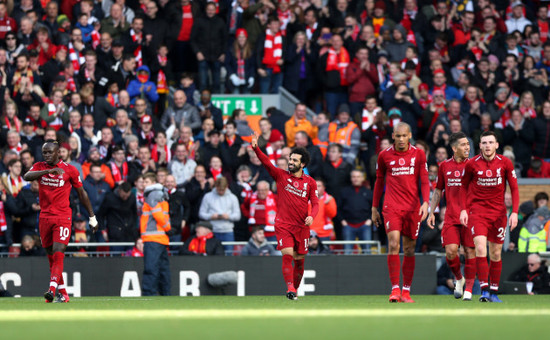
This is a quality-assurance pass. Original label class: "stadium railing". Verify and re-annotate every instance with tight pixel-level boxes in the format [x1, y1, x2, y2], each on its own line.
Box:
[0, 240, 382, 257]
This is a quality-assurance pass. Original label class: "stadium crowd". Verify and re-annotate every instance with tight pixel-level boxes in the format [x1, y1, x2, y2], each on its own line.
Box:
[0, 0, 550, 256]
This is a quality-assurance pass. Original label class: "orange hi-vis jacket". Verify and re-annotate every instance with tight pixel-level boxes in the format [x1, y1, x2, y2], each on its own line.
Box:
[140, 183, 171, 245]
[328, 120, 358, 147]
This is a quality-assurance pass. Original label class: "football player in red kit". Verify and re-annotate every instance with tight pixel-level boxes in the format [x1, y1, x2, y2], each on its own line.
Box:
[372, 122, 430, 303]
[460, 131, 519, 303]
[427, 132, 476, 301]
[24, 141, 98, 303]
[251, 133, 319, 300]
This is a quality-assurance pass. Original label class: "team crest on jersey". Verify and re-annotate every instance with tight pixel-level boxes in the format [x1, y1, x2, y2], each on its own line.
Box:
[454, 171, 461, 177]
[410, 157, 415, 166]
[399, 158, 405, 166]
[512, 170, 517, 178]
[486, 170, 492, 177]
[496, 168, 501, 177]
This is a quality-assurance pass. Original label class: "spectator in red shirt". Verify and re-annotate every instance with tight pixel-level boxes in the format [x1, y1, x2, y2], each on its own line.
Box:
[452, 11, 475, 47]
[346, 46, 379, 117]
[0, 3, 17, 40]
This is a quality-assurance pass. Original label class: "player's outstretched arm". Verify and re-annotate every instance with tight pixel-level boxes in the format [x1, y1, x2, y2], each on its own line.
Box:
[23, 168, 64, 181]
[251, 131, 281, 179]
[75, 186, 98, 232]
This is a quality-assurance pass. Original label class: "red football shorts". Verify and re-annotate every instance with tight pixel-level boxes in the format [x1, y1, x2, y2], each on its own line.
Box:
[39, 217, 72, 248]
[383, 209, 422, 240]
[275, 223, 310, 255]
[441, 223, 475, 248]
[468, 212, 508, 244]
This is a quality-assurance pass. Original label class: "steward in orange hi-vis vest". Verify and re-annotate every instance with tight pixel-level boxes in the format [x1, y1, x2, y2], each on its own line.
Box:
[140, 183, 171, 245]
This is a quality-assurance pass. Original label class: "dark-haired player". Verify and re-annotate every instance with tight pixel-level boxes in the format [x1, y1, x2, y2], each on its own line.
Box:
[251, 133, 319, 300]
[460, 131, 519, 303]
[372, 122, 430, 303]
[427, 132, 476, 300]
[24, 141, 98, 303]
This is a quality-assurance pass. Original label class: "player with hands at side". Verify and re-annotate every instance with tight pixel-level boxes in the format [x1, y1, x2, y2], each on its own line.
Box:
[24, 140, 98, 303]
[372, 122, 430, 303]
[459, 131, 519, 303]
[251, 132, 319, 300]
[427, 132, 476, 301]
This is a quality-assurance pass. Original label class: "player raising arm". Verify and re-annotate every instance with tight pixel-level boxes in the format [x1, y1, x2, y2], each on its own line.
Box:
[459, 131, 519, 303]
[372, 122, 430, 303]
[427, 132, 476, 301]
[24, 140, 98, 303]
[251, 132, 319, 300]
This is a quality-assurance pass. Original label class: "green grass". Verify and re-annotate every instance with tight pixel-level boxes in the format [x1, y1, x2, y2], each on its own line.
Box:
[1, 295, 548, 339]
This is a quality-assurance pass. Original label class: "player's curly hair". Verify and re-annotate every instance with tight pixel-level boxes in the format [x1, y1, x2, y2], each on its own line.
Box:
[290, 147, 310, 168]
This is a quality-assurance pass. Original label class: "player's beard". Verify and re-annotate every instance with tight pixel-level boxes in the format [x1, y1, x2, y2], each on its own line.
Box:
[289, 163, 301, 174]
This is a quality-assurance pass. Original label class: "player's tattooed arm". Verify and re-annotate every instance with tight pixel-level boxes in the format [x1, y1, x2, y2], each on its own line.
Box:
[426, 189, 442, 229]
[23, 168, 64, 181]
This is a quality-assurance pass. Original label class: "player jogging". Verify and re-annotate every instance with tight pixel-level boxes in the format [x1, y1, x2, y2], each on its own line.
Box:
[460, 130, 519, 303]
[251, 133, 319, 300]
[427, 132, 476, 301]
[372, 122, 430, 303]
[23, 140, 98, 303]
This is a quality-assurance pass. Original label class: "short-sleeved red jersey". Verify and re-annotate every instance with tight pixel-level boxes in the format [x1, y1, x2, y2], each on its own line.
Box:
[253, 146, 319, 228]
[460, 154, 519, 215]
[436, 157, 469, 225]
[373, 144, 430, 212]
[29, 160, 82, 219]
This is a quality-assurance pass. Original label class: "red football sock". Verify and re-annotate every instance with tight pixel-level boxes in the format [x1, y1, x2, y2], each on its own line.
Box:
[293, 259, 305, 290]
[446, 256, 463, 280]
[47, 254, 53, 270]
[464, 258, 476, 293]
[489, 260, 502, 293]
[402, 255, 415, 292]
[387, 254, 401, 290]
[282, 255, 295, 292]
[49, 252, 64, 293]
[476, 256, 489, 291]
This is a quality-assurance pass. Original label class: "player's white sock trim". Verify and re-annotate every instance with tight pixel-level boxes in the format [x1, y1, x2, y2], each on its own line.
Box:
[391, 285, 400, 290]
[402, 286, 411, 292]
[49, 282, 58, 289]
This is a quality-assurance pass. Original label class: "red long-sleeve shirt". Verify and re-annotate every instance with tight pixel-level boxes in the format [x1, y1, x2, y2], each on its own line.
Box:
[460, 154, 519, 215]
[253, 146, 319, 228]
[372, 144, 430, 212]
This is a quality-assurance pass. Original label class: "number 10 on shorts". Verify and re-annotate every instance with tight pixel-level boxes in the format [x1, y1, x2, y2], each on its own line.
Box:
[59, 227, 70, 241]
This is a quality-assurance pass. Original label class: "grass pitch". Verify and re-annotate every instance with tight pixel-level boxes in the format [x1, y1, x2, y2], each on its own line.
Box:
[1, 295, 548, 339]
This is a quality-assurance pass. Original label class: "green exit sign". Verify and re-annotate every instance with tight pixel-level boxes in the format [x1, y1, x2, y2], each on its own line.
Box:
[211, 96, 262, 116]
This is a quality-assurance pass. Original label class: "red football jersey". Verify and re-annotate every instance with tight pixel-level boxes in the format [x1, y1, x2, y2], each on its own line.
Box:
[253, 146, 319, 228]
[373, 144, 430, 212]
[460, 154, 519, 215]
[29, 160, 83, 219]
[436, 157, 469, 225]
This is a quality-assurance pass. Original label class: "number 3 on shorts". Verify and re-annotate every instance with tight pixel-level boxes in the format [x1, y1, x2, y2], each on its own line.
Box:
[59, 227, 70, 241]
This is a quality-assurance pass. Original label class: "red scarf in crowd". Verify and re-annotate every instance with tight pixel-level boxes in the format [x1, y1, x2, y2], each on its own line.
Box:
[4, 116, 21, 132]
[188, 232, 214, 254]
[91, 29, 100, 49]
[110, 162, 128, 182]
[494, 99, 511, 129]
[68, 42, 85, 74]
[10, 143, 22, 155]
[210, 167, 223, 179]
[361, 107, 381, 131]
[236, 49, 246, 80]
[7, 175, 24, 197]
[0, 200, 6, 234]
[151, 144, 171, 163]
[130, 29, 143, 67]
[277, 9, 291, 35]
[539, 19, 549, 43]
[262, 29, 283, 73]
[265, 143, 281, 165]
[247, 191, 277, 234]
[157, 55, 168, 94]
[306, 22, 317, 40]
[47, 100, 64, 130]
[418, 94, 433, 110]
[520, 106, 537, 119]
[326, 47, 350, 86]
